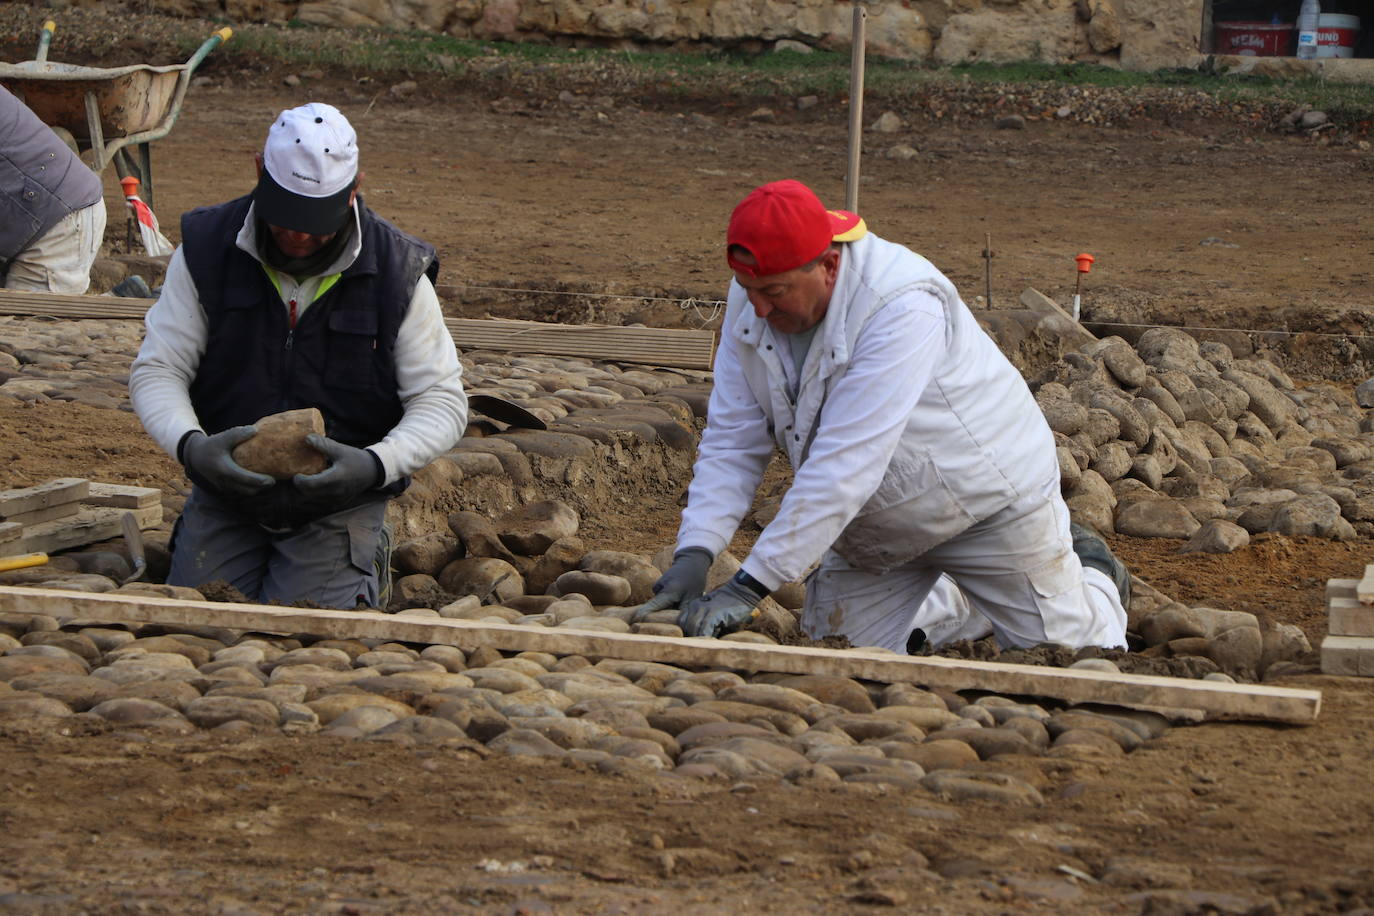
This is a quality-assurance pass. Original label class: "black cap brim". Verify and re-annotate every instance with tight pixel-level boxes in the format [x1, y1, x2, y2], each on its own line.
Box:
[253, 169, 354, 235]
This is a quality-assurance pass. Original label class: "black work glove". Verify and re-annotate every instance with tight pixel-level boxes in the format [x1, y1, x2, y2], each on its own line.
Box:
[678, 569, 770, 638]
[293, 434, 383, 507]
[182, 427, 274, 499]
[630, 547, 713, 622]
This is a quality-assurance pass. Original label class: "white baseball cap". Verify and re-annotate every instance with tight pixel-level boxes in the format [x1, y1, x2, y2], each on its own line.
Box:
[254, 102, 358, 235]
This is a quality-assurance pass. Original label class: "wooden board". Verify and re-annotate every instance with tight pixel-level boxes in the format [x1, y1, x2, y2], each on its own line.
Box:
[1019, 286, 1096, 342]
[0, 522, 21, 553]
[0, 289, 153, 319]
[18, 505, 161, 555]
[1320, 635, 1374, 677]
[448, 317, 716, 370]
[0, 501, 79, 528]
[0, 478, 89, 517]
[0, 291, 716, 370]
[0, 586, 1321, 724]
[82, 482, 162, 510]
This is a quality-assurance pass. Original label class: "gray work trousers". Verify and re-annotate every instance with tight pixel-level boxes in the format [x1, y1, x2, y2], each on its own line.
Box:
[167, 487, 387, 609]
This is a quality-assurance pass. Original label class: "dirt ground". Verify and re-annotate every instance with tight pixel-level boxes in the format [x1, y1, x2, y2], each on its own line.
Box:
[2, 45, 1374, 914]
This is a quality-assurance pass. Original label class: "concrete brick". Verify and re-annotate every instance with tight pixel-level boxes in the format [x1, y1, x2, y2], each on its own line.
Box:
[1326, 578, 1358, 602]
[1320, 635, 1374, 677]
[1329, 597, 1374, 637]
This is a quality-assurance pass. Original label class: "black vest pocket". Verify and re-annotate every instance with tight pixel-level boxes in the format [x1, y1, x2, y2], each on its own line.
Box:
[325, 308, 380, 392]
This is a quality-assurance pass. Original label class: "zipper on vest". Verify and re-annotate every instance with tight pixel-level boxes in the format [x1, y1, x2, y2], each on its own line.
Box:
[285, 297, 297, 350]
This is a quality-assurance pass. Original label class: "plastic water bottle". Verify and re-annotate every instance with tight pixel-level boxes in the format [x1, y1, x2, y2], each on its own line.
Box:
[1297, 0, 1321, 59]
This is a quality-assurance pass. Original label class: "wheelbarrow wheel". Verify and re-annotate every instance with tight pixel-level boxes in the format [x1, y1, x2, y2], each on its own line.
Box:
[49, 125, 79, 156]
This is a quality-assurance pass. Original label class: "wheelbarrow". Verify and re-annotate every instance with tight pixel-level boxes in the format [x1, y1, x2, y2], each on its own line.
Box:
[0, 20, 232, 210]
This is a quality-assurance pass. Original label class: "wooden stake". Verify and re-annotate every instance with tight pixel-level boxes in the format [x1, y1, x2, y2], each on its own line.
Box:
[0, 586, 1322, 725]
[844, 3, 867, 213]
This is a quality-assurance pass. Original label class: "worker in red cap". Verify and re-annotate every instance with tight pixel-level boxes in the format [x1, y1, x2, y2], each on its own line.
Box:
[635, 179, 1129, 652]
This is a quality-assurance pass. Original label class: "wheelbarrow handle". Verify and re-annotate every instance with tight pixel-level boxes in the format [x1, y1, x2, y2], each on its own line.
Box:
[186, 27, 234, 73]
[36, 20, 56, 63]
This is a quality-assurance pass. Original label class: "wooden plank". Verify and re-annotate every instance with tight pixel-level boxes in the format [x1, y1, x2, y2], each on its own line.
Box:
[0, 289, 153, 319]
[1320, 635, 1374, 677]
[0, 586, 1322, 724]
[1, 501, 79, 527]
[0, 478, 89, 517]
[0, 522, 21, 556]
[1357, 564, 1374, 605]
[81, 482, 162, 510]
[0, 292, 717, 369]
[1329, 598, 1374, 637]
[19, 505, 161, 555]
[448, 317, 716, 370]
[1019, 286, 1096, 343]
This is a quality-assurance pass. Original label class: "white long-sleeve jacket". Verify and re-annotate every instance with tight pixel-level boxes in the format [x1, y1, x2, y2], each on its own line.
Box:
[676, 232, 1058, 592]
[129, 201, 467, 485]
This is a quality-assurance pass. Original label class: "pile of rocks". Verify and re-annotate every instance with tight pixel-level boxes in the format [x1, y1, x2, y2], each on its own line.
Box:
[387, 498, 802, 641]
[0, 609, 1167, 801]
[1038, 327, 1374, 549]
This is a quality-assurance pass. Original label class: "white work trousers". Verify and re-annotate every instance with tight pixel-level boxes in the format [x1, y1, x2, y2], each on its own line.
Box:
[3, 198, 107, 295]
[801, 484, 1127, 653]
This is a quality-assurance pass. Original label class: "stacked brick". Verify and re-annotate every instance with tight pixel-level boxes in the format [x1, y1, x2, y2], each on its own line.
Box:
[1321, 572, 1374, 676]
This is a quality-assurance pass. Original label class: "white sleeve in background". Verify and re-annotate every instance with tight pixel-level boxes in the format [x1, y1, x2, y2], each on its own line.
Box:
[740, 290, 947, 592]
[673, 319, 777, 560]
[128, 246, 209, 459]
[368, 273, 468, 484]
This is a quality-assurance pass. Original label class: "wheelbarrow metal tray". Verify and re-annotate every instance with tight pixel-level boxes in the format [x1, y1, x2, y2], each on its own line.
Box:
[0, 61, 183, 139]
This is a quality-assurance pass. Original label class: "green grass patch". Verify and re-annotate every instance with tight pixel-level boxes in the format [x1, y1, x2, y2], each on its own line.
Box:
[19, 6, 1374, 123]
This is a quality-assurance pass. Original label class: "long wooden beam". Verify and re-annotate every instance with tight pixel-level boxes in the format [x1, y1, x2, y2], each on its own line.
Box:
[0, 289, 153, 319]
[446, 317, 715, 370]
[0, 290, 716, 371]
[0, 586, 1320, 724]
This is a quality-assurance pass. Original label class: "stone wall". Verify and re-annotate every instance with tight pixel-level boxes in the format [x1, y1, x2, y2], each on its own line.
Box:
[147, 0, 1212, 71]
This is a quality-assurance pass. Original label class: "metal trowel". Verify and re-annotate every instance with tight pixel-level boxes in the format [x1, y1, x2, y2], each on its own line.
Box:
[468, 394, 547, 431]
[120, 511, 147, 585]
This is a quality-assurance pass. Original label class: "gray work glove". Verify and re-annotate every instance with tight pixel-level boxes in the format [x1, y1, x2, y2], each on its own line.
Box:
[182, 427, 274, 499]
[630, 547, 713, 622]
[678, 569, 770, 638]
[293, 434, 382, 506]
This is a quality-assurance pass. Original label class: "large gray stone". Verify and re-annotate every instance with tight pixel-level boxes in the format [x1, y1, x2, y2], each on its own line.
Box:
[496, 500, 580, 556]
[553, 570, 632, 606]
[1270, 494, 1355, 539]
[1177, 519, 1249, 554]
[1115, 499, 1200, 539]
[184, 696, 281, 729]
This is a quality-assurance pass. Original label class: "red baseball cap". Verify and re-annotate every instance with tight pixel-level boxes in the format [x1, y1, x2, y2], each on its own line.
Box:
[726, 179, 866, 278]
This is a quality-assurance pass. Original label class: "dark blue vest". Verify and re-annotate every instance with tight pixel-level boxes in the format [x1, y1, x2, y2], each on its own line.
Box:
[180, 194, 438, 528]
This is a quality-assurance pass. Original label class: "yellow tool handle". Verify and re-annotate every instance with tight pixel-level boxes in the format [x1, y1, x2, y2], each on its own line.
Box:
[0, 553, 48, 573]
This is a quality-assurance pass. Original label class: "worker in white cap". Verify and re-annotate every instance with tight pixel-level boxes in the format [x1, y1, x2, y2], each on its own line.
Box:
[130, 102, 467, 609]
[635, 179, 1129, 653]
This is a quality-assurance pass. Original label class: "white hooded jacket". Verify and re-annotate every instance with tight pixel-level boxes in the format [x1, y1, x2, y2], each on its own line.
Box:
[676, 232, 1058, 592]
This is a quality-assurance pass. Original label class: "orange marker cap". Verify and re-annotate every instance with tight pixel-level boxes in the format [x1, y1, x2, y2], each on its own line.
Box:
[120, 175, 141, 198]
[1075, 252, 1095, 273]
